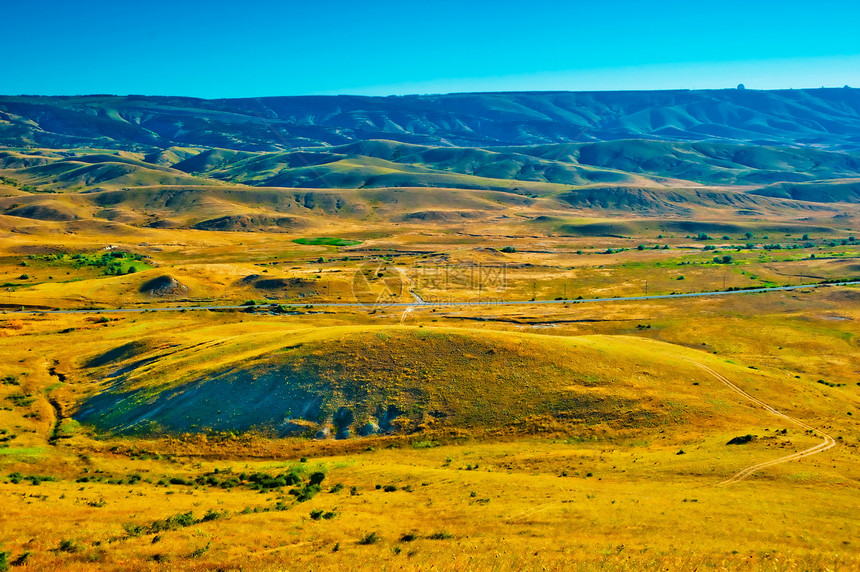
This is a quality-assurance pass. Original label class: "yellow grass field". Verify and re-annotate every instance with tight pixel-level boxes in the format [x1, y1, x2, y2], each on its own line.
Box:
[1, 212, 858, 569]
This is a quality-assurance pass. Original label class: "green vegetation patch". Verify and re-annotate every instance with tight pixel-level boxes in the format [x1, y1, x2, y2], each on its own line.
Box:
[0, 447, 46, 460]
[24, 250, 153, 276]
[292, 237, 362, 247]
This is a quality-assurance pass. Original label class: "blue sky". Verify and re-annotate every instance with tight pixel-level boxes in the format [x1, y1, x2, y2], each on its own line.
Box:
[3, 0, 859, 97]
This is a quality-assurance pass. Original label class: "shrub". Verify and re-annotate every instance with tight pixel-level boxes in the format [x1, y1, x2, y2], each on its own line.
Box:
[500, 246, 516, 253]
[123, 522, 144, 537]
[358, 532, 380, 545]
[247, 471, 302, 490]
[0, 549, 8, 572]
[310, 509, 324, 520]
[411, 440, 439, 449]
[164, 512, 195, 529]
[201, 509, 225, 522]
[8, 473, 56, 485]
[428, 531, 453, 540]
[294, 484, 321, 502]
[6, 393, 35, 407]
[400, 533, 417, 542]
[127, 511, 198, 537]
[58, 539, 80, 553]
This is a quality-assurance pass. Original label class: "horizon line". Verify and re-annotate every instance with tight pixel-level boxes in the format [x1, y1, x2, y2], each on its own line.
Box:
[1, 84, 856, 101]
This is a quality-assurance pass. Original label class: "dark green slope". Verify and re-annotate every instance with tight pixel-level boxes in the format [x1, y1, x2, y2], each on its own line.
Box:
[2, 89, 859, 152]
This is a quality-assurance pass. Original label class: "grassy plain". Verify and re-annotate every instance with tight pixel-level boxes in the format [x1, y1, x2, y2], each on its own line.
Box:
[0, 210, 858, 570]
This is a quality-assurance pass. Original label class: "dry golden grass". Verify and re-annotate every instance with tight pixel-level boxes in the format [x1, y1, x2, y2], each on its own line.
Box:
[0, 205, 858, 570]
[1, 289, 858, 570]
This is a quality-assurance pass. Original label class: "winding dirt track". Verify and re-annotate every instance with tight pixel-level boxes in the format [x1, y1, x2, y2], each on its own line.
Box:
[689, 361, 837, 485]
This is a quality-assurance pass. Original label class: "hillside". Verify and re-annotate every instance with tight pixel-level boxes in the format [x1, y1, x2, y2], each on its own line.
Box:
[2, 88, 860, 152]
[2, 136, 860, 233]
[74, 327, 769, 437]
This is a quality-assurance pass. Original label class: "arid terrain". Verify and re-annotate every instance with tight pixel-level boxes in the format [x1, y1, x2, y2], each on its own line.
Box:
[1, 90, 858, 571]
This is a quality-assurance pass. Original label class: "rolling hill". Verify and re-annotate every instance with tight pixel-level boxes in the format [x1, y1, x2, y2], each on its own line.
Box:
[1, 89, 859, 229]
[73, 326, 773, 437]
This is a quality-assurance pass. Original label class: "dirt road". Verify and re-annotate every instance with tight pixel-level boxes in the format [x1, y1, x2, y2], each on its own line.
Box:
[689, 361, 837, 485]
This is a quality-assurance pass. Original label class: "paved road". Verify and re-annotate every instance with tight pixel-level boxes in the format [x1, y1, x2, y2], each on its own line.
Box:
[3, 281, 858, 315]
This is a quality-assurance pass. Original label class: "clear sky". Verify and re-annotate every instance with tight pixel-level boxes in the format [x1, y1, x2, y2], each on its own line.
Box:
[3, 0, 859, 98]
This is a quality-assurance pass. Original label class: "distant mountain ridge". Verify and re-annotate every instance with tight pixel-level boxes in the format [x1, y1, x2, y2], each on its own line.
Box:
[1, 88, 859, 152]
[3, 88, 860, 229]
